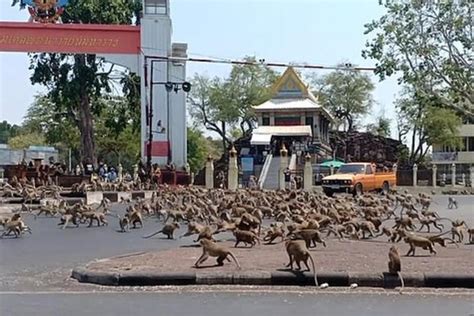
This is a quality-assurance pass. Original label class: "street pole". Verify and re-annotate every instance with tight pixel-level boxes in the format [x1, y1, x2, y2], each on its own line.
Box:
[147, 61, 154, 174]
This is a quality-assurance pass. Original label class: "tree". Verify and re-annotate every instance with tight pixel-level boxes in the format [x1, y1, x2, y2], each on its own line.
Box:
[394, 88, 463, 164]
[187, 127, 208, 174]
[308, 66, 375, 131]
[0, 121, 21, 144]
[12, 0, 142, 165]
[8, 133, 46, 150]
[366, 115, 391, 138]
[188, 57, 277, 154]
[363, 1, 473, 119]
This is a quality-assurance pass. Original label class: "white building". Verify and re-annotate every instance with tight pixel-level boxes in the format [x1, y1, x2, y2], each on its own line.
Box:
[432, 118, 474, 182]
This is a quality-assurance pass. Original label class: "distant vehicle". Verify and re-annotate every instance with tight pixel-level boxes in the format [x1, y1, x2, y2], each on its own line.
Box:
[312, 164, 332, 185]
[321, 162, 397, 197]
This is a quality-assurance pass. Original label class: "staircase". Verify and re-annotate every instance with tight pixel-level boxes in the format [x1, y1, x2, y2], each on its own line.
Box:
[263, 156, 281, 190]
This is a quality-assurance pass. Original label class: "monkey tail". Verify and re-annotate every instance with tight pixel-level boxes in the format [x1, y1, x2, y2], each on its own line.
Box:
[142, 229, 162, 239]
[227, 251, 241, 269]
[308, 253, 319, 287]
[397, 271, 405, 294]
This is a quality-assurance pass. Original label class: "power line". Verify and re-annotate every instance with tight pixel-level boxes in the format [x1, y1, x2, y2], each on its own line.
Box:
[142, 54, 377, 72]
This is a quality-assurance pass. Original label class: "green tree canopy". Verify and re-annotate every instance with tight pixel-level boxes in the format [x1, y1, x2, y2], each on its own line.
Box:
[0, 121, 21, 144]
[366, 115, 391, 138]
[363, 0, 473, 118]
[188, 57, 277, 154]
[12, 0, 142, 165]
[8, 133, 46, 150]
[395, 87, 463, 164]
[308, 65, 375, 131]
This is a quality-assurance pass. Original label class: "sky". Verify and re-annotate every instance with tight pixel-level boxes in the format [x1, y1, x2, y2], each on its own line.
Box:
[0, 0, 401, 137]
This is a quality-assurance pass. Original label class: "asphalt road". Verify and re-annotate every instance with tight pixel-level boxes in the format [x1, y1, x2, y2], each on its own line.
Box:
[1, 291, 473, 316]
[0, 195, 472, 284]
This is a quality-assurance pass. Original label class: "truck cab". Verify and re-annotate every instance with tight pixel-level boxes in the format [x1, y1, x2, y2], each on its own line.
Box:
[321, 162, 396, 197]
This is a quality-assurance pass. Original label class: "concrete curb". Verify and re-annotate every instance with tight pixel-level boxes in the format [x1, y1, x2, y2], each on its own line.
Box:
[71, 267, 474, 288]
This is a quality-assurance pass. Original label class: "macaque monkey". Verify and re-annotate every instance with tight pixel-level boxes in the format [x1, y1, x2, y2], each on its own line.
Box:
[1, 215, 31, 237]
[290, 229, 326, 248]
[58, 214, 79, 229]
[404, 235, 437, 256]
[388, 246, 404, 293]
[143, 222, 180, 239]
[233, 229, 260, 248]
[119, 215, 130, 232]
[447, 197, 458, 209]
[263, 226, 285, 244]
[285, 240, 319, 286]
[194, 239, 241, 269]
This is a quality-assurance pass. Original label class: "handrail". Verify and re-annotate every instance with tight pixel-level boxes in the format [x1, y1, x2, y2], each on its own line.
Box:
[258, 154, 273, 189]
[289, 153, 297, 171]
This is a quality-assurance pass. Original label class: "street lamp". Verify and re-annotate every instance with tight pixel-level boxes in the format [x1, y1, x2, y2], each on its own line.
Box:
[145, 59, 191, 173]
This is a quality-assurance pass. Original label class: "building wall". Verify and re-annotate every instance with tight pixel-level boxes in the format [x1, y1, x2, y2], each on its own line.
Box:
[139, 2, 187, 168]
[432, 123, 474, 165]
[0, 145, 58, 166]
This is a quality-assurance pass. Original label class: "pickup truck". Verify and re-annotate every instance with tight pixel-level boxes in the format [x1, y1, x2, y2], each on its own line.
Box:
[321, 162, 396, 197]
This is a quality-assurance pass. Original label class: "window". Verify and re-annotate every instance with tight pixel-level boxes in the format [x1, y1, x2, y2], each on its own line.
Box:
[305, 116, 313, 126]
[145, 0, 167, 14]
[365, 165, 373, 175]
[469, 137, 474, 152]
[262, 117, 270, 126]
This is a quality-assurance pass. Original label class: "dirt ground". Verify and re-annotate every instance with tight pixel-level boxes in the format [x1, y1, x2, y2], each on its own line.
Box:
[85, 235, 474, 275]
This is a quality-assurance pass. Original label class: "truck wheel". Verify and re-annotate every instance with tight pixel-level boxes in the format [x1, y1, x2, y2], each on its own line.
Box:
[353, 183, 363, 197]
[323, 189, 334, 197]
[382, 181, 390, 195]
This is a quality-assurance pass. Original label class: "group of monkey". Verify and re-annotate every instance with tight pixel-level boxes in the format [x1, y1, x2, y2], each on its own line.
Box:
[1, 183, 473, 291]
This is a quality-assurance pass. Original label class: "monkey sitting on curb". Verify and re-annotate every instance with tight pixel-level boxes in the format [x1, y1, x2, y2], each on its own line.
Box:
[388, 246, 404, 294]
[194, 239, 241, 269]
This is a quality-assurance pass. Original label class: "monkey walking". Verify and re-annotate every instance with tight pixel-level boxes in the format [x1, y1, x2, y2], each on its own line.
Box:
[388, 246, 404, 294]
[285, 240, 319, 287]
[194, 239, 241, 269]
[119, 215, 130, 233]
[447, 197, 458, 209]
[143, 222, 180, 239]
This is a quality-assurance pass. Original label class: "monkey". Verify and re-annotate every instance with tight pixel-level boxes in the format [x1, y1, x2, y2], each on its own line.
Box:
[421, 209, 440, 219]
[1, 216, 31, 238]
[404, 235, 437, 256]
[126, 207, 143, 229]
[194, 239, 241, 269]
[57, 214, 79, 229]
[36, 205, 57, 217]
[468, 228, 474, 244]
[290, 229, 326, 248]
[427, 234, 458, 248]
[417, 217, 444, 233]
[194, 226, 216, 242]
[325, 224, 349, 240]
[451, 225, 465, 243]
[81, 211, 108, 227]
[119, 215, 130, 233]
[263, 226, 285, 244]
[393, 217, 416, 231]
[285, 240, 319, 286]
[233, 229, 260, 248]
[143, 222, 180, 239]
[447, 197, 458, 209]
[181, 222, 207, 238]
[387, 246, 404, 293]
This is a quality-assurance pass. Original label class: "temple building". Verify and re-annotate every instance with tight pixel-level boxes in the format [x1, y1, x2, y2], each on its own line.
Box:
[250, 67, 333, 161]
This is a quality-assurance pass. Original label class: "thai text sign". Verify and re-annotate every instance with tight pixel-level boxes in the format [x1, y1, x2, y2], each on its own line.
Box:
[0, 22, 140, 54]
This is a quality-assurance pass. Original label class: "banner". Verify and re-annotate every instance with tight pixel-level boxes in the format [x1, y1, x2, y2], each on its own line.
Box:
[0, 22, 140, 54]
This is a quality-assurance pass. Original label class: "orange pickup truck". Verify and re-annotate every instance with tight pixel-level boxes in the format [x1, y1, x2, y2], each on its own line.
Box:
[321, 162, 396, 197]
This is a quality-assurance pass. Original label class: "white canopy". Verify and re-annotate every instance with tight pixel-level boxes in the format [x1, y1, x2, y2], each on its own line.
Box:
[250, 133, 272, 145]
[251, 125, 312, 145]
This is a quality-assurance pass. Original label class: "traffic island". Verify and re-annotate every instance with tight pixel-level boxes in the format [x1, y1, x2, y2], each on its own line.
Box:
[71, 239, 474, 288]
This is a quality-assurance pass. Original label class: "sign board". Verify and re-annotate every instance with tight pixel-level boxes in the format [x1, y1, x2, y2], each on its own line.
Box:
[241, 156, 254, 172]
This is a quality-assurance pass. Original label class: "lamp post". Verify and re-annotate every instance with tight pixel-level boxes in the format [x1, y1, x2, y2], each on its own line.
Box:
[145, 58, 191, 176]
